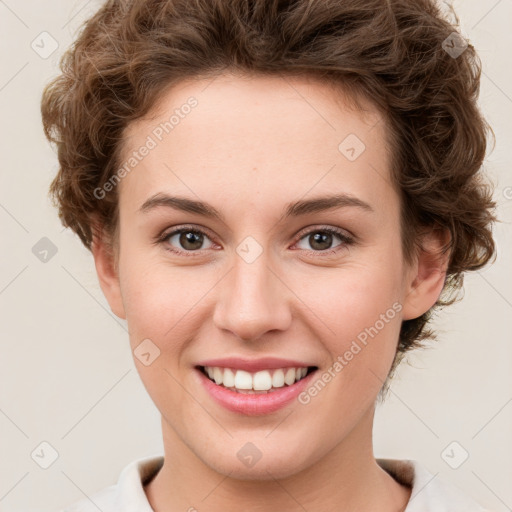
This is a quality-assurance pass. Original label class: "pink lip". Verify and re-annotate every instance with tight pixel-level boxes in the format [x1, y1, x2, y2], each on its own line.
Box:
[194, 366, 317, 416]
[195, 356, 314, 373]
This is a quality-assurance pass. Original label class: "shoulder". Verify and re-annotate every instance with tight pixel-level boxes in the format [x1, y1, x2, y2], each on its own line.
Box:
[56, 453, 164, 512]
[377, 458, 493, 512]
[58, 485, 116, 512]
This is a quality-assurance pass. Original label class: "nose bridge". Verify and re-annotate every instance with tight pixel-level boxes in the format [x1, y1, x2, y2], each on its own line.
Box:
[213, 244, 291, 342]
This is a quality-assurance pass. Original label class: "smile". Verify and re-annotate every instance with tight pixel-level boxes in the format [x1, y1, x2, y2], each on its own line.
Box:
[200, 365, 315, 393]
[195, 364, 319, 415]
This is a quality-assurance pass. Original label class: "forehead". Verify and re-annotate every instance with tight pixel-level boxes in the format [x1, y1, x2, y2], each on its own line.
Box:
[118, 73, 395, 218]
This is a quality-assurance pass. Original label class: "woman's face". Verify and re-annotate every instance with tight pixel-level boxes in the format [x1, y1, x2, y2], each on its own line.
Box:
[97, 73, 425, 479]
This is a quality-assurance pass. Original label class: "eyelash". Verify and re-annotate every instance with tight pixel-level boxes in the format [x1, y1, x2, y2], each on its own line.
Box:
[155, 224, 354, 258]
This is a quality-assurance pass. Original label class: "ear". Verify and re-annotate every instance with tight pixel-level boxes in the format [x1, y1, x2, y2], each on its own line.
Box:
[401, 227, 451, 321]
[90, 221, 126, 320]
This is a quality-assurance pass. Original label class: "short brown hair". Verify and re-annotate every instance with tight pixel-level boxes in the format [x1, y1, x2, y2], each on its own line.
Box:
[41, 0, 497, 383]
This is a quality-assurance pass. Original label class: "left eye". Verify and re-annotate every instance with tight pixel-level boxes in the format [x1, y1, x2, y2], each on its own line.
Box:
[294, 227, 352, 252]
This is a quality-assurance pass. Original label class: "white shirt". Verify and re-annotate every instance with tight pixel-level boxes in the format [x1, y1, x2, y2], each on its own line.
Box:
[60, 454, 491, 511]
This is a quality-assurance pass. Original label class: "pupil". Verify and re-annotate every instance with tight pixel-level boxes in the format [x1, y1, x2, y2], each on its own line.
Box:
[181, 231, 202, 250]
[311, 232, 332, 250]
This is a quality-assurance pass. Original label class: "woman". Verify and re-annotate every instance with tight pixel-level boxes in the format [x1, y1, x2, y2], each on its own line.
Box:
[41, 0, 497, 510]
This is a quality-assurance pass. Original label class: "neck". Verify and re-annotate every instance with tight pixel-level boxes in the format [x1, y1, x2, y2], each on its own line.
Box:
[145, 406, 411, 512]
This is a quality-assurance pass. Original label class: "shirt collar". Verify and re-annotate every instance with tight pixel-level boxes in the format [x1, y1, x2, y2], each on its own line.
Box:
[377, 458, 489, 511]
[114, 453, 163, 512]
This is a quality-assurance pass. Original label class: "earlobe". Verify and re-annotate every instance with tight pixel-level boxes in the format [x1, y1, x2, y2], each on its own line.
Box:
[401, 227, 451, 321]
[91, 225, 126, 320]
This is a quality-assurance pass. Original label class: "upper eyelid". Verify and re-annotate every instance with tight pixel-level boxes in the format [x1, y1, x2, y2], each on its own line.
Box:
[295, 224, 352, 239]
[160, 224, 352, 249]
[161, 225, 217, 242]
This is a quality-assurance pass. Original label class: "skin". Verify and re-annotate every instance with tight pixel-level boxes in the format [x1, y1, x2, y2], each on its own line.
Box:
[92, 73, 449, 512]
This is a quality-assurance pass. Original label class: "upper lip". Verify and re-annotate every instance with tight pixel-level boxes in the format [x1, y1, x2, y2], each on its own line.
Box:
[195, 357, 316, 373]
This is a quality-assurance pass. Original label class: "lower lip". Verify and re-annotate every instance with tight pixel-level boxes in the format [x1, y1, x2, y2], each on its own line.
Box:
[195, 368, 316, 416]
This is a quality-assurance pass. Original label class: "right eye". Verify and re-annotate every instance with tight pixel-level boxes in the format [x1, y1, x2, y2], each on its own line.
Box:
[158, 226, 216, 256]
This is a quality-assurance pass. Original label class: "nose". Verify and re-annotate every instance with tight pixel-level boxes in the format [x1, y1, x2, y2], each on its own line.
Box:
[212, 250, 292, 343]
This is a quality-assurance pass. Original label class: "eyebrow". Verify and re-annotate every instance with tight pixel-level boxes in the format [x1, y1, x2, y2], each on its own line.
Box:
[139, 192, 374, 223]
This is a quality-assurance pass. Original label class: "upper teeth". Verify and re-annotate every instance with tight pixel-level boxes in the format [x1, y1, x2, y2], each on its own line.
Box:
[204, 366, 308, 391]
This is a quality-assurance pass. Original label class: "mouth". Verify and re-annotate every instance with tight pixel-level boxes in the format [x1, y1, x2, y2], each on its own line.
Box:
[196, 365, 318, 394]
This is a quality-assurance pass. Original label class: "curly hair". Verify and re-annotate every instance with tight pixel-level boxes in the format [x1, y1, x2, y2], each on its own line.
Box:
[40, 0, 497, 384]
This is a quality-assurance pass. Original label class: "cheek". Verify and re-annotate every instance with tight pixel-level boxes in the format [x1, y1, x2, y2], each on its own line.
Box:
[296, 272, 403, 420]
[293, 258, 404, 392]
[296, 258, 403, 340]
[117, 256, 206, 412]
[118, 253, 217, 348]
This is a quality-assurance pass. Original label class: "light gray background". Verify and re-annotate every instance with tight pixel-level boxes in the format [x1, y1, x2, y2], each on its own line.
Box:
[0, 1, 511, 510]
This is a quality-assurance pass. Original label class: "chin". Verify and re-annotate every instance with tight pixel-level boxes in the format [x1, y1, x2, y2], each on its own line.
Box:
[210, 457, 306, 481]
[196, 440, 315, 481]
